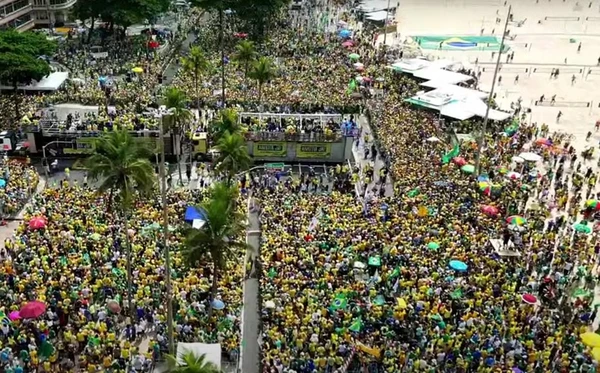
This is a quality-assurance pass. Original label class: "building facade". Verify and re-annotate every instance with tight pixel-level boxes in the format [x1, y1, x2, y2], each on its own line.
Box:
[0, 0, 76, 31]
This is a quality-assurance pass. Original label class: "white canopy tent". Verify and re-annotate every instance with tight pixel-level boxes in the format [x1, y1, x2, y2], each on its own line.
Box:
[419, 82, 488, 99]
[412, 68, 473, 85]
[365, 10, 389, 21]
[176, 343, 222, 369]
[0, 72, 69, 92]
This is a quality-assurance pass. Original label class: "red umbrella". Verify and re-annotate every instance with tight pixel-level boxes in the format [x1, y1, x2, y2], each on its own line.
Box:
[28, 217, 47, 230]
[147, 40, 159, 49]
[535, 138, 552, 146]
[481, 205, 499, 217]
[234, 32, 248, 38]
[342, 41, 354, 47]
[452, 157, 467, 166]
[521, 293, 538, 305]
[19, 301, 46, 319]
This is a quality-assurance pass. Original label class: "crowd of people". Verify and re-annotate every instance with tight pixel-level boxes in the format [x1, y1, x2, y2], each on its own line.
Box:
[0, 161, 39, 218]
[0, 183, 244, 372]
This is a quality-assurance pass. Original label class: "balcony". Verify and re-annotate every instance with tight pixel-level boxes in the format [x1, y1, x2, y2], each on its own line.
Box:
[0, 4, 32, 28]
[32, 0, 76, 11]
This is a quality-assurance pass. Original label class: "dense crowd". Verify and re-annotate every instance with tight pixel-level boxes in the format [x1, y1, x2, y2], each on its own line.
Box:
[0, 161, 39, 218]
[0, 184, 244, 372]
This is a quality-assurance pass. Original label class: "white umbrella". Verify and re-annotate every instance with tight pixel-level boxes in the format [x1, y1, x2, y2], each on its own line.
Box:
[265, 300, 276, 309]
[518, 152, 542, 162]
[353, 261, 366, 269]
[512, 156, 525, 164]
[426, 136, 441, 142]
[353, 62, 364, 68]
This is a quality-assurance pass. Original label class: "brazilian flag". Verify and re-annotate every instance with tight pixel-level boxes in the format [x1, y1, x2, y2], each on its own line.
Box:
[329, 293, 348, 311]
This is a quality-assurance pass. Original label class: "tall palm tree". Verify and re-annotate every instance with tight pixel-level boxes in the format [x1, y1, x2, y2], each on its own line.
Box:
[182, 182, 248, 314]
[233, 40, 257, 79]
[248, 56, 276, 108]
[215, 131, 252, 185]
[212, 108, 241, 141]
[181, 46, 210, 111]
[166, 350, 221, 373]
[85, 130, 155, 317]
[164, 87, 193, 186]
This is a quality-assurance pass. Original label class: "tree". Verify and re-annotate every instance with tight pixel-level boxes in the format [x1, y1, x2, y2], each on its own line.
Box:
[233, 40, 257, 79]
[212, 108, 241, 141]
[215, 131, 251, 184]
[85, 131, 156, 317]
[248, 56, 276, 108]
[181, 46, 211, 111]
[71, 0, 103, 43]
[100, 0, 170, 33]
[166, 350, 221, 373]
[0, 31, 56, 120]
[182, 182, 248, 314]
[163, 87, 193, 186]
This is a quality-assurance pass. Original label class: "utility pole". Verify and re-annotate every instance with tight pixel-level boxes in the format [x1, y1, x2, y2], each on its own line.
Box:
[474, 5, 511, 176]
[382, 0, 392, 47]
[160, 114, 175, 355]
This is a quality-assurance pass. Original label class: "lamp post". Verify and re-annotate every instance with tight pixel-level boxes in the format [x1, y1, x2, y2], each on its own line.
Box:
[42, 140, 75, 180]
[382, 0, 392, 47]
[473, 5, 511, 176]
[156, 111, 175, 354]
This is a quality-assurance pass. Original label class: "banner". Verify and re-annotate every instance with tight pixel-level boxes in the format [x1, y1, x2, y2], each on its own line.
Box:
[254, 142, 287, 157]
[296, 143, 331, 158]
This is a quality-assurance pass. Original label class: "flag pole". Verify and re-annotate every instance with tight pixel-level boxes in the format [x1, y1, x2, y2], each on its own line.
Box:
[474, 5, 511, 176]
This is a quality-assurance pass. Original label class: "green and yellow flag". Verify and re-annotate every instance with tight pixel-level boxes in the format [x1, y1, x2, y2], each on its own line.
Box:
[442, 143, 460, 164]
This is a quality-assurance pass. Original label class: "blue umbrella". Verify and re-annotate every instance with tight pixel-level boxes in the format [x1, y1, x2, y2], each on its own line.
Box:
[0, 179, 6, 188]
[449, 260, 468, 272]
[184, 206, 207, 223]
[211, 299, 225, 310]
[477, 175, 489, 182]
[339, 29, 352, 38]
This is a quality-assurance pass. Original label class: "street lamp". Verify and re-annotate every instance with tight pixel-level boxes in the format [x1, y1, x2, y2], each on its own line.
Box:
[155, 110, 175, 355]
[42, 140, 75, 180]
[473, 5, 511, 176]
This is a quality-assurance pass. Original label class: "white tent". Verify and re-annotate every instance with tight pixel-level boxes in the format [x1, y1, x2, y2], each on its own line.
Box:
[391, 58, 430, 72]
[365, 10, 389, 21]
[0, 72, 69, 92]
[42, 103, 99, 121]
[412, 68, 473, 85]
[176, 343, 222, 369]
[419, 82, 488, 99]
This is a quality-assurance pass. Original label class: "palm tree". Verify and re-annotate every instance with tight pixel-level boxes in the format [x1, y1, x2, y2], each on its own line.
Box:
[215, 131, 252, 184]
[248, 56, 276, 108]
[182, 182, 248, 314]
[163, 87, 193, 186]
[233, 40, 257, 79]
[181, 46, 210, 111]
[85, 130, 156, 317]
[212, 108, 241, 141]
[166, 350, 221, 373]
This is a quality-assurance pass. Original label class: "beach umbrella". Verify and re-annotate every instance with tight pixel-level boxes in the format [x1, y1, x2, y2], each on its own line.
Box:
[586, 199, 600, 210]
[349, 53, 360, 60]
[19, 301, 46, 319]
[506, 215, 526, 226]
[211, 299, 225, 310]
[8, 311, 20, 321]
[518, 152, 542, 162]
[581, 332, 600, 347]
[342, 41, 354, 48]
[478, 181, 491, 195]
[353, 62, 364, 69]
[427, 242, 440, 250]
[426, 136, 441, 142]
[452, 157, 467, 166]
[107, 300, 121, 313]
[535, 138, 552, 146]
[28, 217, 47, 230]
[449, 260, 468, 272]
[461, 165, 475, 174]
[0, 179, 6, 188]
[506, 171, 522, 180]
[481, 205, 499, 217]
[477, 175, 489, 182]
[512, 156, 525, 164]
[132, 67, 144, 73]
[265, 300, 275, 309]
[574, 222, 592, 234]
[521, 293, 538, 305]
[339, 29, 352, 38]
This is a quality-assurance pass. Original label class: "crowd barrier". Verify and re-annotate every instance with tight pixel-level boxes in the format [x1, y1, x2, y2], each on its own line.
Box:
[535, 101, 591, 108]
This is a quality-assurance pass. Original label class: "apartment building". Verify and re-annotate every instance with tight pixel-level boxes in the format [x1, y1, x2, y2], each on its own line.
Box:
[0, 0, 76, 31]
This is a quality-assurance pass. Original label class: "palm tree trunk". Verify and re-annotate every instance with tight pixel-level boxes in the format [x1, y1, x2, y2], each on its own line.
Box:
[209, 265, 219, 317]
[220, 8, 226, 107]
[13, 82, 19, 121]
[87, 17, 95, 44]
[123, 208, 134, 319]
[258, 83, 262, 111]
[195, 76, 200, 113]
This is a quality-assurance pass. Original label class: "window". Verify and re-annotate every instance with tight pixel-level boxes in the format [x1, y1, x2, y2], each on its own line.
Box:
[0, 0, 30, 18]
